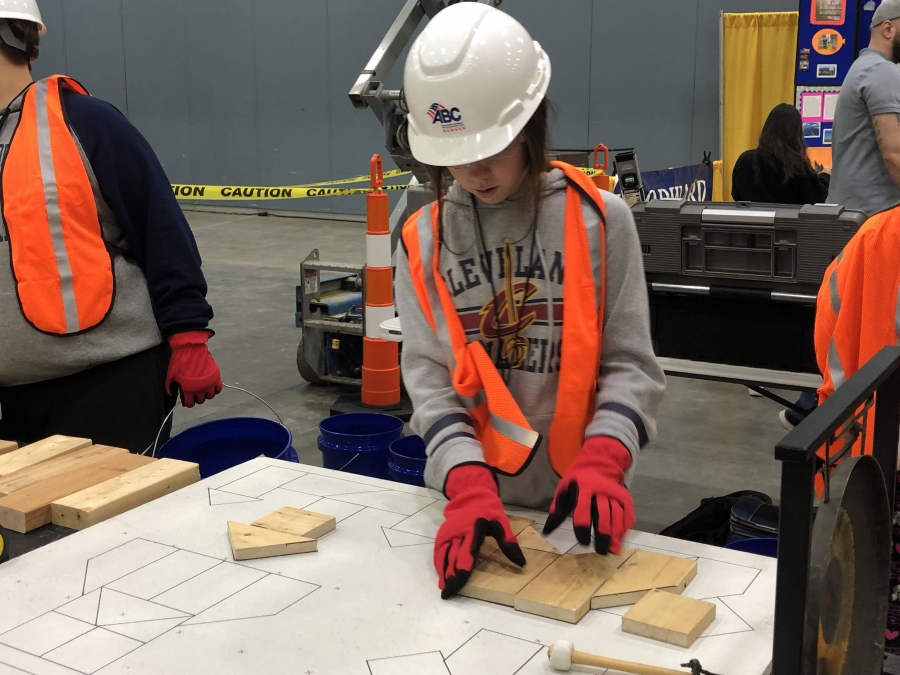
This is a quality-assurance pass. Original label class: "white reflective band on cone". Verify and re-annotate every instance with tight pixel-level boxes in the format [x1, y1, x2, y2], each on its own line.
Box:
[366, 234, 392, 269]
[365, 305, 395, 339]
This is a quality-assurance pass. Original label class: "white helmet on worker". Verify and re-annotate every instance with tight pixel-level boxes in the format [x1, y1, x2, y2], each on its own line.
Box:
[403, 2, 551, 167]
[0, 0, 45, 34]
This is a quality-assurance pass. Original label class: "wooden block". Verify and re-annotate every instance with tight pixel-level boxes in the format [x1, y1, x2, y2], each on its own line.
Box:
[622, 589, 716, 647]
[0, 445, 127, 497]
[478, 514, 536, 559]
[0, 451, 154, 533]
[516, 525, 560, 554]
[459, 548, 559, 607]
[0, 441, 17, 456]
[251, 507, 335, 539]
[51, 458, 200, 530]
[0, 435, 92, 478]
[591, 549, 698, 609]
[228, 521, 316, 561]
[514, 550, 636, 623]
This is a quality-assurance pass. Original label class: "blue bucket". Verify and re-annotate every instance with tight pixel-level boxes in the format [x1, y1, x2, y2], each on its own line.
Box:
[157, 417, 298, 479]
[388, 436, 426, 487]
[318, 413, 403, 480]
[724, 537, 778, 558]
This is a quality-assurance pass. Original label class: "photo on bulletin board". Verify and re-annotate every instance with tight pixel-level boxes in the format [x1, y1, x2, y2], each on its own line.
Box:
[812, 0, 846, 25]
[804, 122, 823, 138]
[817, 63, 838, 78]
[823, 128, 834, 144]
[814, 29, 845, 54]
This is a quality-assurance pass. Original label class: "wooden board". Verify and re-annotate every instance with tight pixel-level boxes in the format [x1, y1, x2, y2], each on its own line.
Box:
[516, 525, 560, 554]
[251, 507, 335, 539]
[227, 521, 316, 561]
[0, 445, 127, 497]
[0, 451, 154, 533]
[591, 549, 698, 609]
[51, 458, 200, 530]
[514, 550, 636, 623]
[0, 436, 91, 478]
[459, 548, 559, 607]
[478, 514, 536, 559]
[622, 589, 716, 647]
[0, 441, 17, 457]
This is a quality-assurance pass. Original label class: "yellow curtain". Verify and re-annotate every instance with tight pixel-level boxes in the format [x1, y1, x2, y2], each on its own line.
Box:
[722, 12, 798, 201]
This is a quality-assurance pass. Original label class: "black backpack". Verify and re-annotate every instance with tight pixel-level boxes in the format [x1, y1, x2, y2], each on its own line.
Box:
[659, 490, 774, 547]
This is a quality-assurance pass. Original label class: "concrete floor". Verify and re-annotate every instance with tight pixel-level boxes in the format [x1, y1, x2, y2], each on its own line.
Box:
[176, 208, 794, 535]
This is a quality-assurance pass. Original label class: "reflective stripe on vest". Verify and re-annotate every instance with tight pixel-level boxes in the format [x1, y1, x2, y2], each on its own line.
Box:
[2, 75, 114, 336]
[402, 161, 606, 476]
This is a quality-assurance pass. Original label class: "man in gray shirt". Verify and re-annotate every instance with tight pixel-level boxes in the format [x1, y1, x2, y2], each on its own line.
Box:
[828, 0, 900, 217]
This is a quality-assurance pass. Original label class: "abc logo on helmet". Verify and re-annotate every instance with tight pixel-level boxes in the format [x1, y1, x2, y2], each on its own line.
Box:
[427, 103, 465, 133]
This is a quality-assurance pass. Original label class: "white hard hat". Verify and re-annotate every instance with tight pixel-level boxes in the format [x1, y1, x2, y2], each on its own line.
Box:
[403, 3, 551, 167]
[0, 0, 46, 35]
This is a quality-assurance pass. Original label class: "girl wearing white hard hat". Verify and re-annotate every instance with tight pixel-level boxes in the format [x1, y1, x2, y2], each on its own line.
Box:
[395, 3, 666, 598]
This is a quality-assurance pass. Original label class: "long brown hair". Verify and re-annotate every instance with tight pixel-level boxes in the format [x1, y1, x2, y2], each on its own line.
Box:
[756, 103, 815, 184]
[426, 97, 552, 253]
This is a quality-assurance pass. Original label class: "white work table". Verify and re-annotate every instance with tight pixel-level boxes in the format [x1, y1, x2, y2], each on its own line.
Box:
[0, 458, 776, 675]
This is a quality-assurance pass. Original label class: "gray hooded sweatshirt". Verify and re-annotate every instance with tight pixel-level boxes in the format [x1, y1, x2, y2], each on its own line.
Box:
[394, 168, 666, 509]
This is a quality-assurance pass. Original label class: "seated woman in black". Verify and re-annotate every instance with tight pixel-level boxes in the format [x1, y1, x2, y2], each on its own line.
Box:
[732, 103, 829, 205]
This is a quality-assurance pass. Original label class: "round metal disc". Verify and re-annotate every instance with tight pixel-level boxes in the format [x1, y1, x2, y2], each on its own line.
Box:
[803, 455, 892, 675]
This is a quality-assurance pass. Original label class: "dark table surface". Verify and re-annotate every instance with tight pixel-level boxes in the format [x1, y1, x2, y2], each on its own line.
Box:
[3, 524, 74, 559]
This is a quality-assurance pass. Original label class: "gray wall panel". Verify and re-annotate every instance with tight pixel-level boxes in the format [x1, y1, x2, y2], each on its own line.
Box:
[120, 0, 191, 180]
[505, 0, 593, 151]
[589, 1, 699, 172]
[26, 0, 798, 213]
[60, 0, 127, 113]
[182, 0, 259, 185]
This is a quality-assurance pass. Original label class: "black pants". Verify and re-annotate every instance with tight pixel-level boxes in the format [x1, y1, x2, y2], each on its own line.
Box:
[0, 343, 177, 454]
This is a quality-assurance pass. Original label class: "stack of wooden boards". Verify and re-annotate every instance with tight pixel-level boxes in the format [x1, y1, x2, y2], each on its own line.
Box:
[0, 436, 200, 533]
[228, 506, 336, 561]
[460, 514, 717, 648]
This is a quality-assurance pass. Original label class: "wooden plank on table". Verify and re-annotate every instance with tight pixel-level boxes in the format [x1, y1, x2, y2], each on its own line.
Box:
[0, 445, 127, 497]
[51, 458, 200, 531]
[459, 548, 559, 607]
[0, 441, 17, 457]
[0, 452, 154, 533]
[478, 514, 536, 559]
[516, 525, 560, 554]
[0, 436, 92, 477]
[228, 521, 316, 561]
[591, 549, 698, 609]
[251, 507, 335, 539]
[621, 589, 716, 647]
[514, 550, 636, 623]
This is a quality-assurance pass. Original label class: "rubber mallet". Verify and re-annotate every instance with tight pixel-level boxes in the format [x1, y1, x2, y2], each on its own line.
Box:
[548, 640, 718, 675]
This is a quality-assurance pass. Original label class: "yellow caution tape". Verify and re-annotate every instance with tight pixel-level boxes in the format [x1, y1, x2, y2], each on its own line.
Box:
[172, 167, 607, 201]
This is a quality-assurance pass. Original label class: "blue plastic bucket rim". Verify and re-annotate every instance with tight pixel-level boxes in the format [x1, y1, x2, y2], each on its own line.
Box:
[387, 461, 424, 477]
[319, 413, 404, 438]
[389, 435, 427, 462]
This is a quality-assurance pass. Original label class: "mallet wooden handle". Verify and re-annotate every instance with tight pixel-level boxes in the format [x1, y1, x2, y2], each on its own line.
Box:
[553, 646, 690, 675]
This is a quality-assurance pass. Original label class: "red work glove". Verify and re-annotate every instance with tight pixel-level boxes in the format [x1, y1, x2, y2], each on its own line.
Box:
[543, 436, 635, 555]
[166, 331, 223, 408]
[434, 464, 526, 599]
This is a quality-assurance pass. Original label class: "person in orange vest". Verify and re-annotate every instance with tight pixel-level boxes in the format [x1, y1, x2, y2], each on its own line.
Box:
[395, 4, 666, 598]
[0, 1, 222, 453]
[813, 200, 900, 653]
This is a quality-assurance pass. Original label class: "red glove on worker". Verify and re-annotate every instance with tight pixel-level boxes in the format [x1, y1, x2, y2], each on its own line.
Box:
[434, 464, 526, 599]
[166, 331, 223, 408]
[543, 436, 635, 555]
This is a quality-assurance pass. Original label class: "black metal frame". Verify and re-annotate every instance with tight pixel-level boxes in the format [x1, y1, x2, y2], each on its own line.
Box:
[772, 345, 900, 674]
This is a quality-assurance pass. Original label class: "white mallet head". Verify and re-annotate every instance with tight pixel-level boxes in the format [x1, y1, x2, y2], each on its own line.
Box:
[548, 640, 574, 672]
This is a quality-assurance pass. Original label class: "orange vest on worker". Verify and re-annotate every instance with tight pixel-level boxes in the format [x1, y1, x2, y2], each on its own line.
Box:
[402, 161, 606, 476]
[815, 206, 900, 459]
[1, 75, 114, 336]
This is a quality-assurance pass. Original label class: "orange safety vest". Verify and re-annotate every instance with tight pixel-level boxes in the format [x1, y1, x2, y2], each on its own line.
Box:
[1, 75, 114, 336]
[402, 161, 606, 476]
[815, 206, 900, 463]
